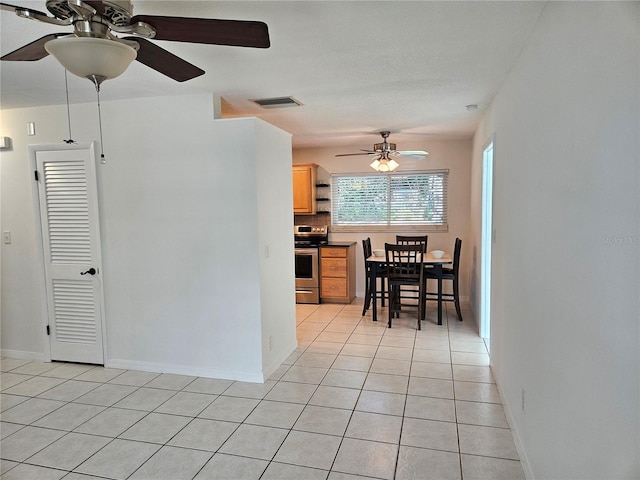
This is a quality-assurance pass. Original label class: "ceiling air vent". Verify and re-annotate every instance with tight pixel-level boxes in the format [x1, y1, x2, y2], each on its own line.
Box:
[251, 96, 303, 108]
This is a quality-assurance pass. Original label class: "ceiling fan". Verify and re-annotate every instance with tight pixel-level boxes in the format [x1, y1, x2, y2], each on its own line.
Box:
[0, 0, 270, 88]
[336, 131, 428, 172]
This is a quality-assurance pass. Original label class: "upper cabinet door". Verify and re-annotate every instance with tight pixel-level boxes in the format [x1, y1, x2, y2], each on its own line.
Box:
[292, 164, 317, 214]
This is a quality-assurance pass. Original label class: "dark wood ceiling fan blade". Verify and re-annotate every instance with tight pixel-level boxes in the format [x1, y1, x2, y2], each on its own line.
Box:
[83, 0, 106, 14]
[1, 33, 65, 61]
[130, 15, 270, 48]
[124, 37, 205, 82]
[0, 2, 49, 17]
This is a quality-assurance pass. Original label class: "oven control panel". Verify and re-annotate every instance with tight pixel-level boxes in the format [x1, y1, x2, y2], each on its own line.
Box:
[294, 225, 327, 235]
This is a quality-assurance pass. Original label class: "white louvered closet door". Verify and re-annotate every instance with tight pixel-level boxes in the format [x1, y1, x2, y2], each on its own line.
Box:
[35, 144, 104, 364]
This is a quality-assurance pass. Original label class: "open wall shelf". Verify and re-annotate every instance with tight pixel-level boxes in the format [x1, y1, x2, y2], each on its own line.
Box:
[316, 183, 330, 213]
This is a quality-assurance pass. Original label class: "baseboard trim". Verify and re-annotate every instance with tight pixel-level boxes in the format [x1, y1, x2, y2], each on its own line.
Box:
[2, 347, 299, 385]
[1, 349, 47, 362]
[491, 363, 535, 480]
[262, 340, 298, 381]
[105, 358, 266, 383]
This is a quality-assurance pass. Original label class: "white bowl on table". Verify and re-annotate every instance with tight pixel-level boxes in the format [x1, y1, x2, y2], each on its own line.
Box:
[430, 250, 445, 259]
[373, 249, 385, 257]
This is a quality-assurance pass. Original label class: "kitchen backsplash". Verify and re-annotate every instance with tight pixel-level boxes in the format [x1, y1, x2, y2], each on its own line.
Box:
[294, 212, 330, 226]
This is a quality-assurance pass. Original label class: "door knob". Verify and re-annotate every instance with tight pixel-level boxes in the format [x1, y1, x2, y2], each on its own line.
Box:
[81, 268, 96, 276]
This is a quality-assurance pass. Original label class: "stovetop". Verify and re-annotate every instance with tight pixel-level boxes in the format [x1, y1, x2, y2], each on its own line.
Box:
[294, 240, 329, 247]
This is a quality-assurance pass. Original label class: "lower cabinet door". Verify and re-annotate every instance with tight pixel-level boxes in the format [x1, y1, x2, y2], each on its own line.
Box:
[321, 258, 347, 276]
[321, 277, 347, 298]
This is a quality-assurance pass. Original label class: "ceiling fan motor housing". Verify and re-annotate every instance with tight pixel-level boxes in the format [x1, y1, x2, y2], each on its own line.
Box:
[373, 142, 396, 152]
[46, 0, 133, 25]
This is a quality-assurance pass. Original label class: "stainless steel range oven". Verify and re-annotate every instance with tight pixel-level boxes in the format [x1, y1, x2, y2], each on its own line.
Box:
[294, 225, 328, 304]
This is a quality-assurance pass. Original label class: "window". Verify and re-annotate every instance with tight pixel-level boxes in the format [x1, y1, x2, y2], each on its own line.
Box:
[331, 170, 448, 232]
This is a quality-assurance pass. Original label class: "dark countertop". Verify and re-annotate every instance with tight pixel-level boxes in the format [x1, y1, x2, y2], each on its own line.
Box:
[323, 242, 357, 247]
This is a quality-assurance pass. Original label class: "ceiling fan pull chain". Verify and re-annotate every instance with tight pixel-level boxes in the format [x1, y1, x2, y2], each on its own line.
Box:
[63, 69, 75, 144]
[94, 83, 106, 164]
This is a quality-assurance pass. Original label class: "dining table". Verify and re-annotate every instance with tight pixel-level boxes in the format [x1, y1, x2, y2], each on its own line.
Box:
[366, 252, 453, 326]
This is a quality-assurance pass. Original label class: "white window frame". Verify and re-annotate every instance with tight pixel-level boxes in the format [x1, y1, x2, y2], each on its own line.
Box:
[330, 170, 449, 233]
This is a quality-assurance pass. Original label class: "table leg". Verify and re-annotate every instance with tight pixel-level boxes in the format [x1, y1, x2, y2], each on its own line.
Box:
[435, 264, 443, 326]
[370, 261, 378, 322]
[362, 266, 372, 316]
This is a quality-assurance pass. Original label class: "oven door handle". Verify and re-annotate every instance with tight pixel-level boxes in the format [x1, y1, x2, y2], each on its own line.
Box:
[294, 248, 319, 255]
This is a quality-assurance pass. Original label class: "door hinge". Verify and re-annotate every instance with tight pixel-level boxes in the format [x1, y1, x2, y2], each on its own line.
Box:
[46, 325, 50, 335]
[34, 170, 39, 181]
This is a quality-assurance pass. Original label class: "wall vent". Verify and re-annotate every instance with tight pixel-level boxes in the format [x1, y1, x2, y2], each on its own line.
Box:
[251, 96, 303, 108]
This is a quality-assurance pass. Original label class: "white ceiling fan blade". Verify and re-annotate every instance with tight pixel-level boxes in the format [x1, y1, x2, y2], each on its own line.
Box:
[396, 150, 429, 159]
[398, 150, 429, 155]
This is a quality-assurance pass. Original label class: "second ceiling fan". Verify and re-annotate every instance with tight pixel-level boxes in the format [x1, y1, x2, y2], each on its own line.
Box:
[336, 131, 428, 172]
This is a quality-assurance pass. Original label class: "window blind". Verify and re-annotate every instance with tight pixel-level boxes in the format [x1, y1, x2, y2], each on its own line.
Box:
[331, 171, 448, 229]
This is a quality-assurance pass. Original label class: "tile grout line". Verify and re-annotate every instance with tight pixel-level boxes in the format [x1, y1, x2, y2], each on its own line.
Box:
[254, 302, 341, 478]
[444, 302, 467, 480]
[305, 303, 359, 479]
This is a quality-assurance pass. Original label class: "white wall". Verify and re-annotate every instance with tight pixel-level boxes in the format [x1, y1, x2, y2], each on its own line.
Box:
[1, 93, 296, 382]
[253, 120, 298, 376]
[294, 138, 472, 304]
[470, 3, 639, 478]
[1, 105, 54, 359]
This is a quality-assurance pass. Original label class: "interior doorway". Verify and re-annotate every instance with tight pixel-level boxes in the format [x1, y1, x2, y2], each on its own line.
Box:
[480, 140, 494, 347]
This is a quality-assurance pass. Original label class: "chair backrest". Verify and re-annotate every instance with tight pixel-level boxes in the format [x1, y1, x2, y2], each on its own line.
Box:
[385, 243, 425, 280]
[396, 235, 428, 250]
[453, 237, 462, 275]
[362, 237, 372, 260]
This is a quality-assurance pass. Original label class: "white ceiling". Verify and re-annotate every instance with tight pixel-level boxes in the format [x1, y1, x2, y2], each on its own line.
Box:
[0, 1, 546, 149]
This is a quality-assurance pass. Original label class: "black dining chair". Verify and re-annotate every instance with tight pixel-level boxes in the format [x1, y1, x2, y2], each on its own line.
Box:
[362, 237, 387, 316]
[385, 242, 426, 329]
[396, 235, 428, 246]
[425, 237, 463, 321]
[395, 235, 428, 317]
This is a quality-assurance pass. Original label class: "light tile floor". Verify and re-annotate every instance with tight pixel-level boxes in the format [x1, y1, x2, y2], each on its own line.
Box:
[0, 299, 525, 480]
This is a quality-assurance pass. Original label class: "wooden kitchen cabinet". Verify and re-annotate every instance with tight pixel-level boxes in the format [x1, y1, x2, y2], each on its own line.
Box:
[320, 244, 356, 304]
[292, 163, 317, 214]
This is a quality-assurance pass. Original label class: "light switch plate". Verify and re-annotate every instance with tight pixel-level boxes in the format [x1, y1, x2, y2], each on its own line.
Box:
[3, 231, 11, 244]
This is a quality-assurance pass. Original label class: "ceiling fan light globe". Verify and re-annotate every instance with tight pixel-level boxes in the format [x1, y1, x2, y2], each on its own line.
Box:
[388, 159, 399, 171]
[45, 37, 137, 81]
[378, 161, 390, 172]
[370, 159, 381, 171]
